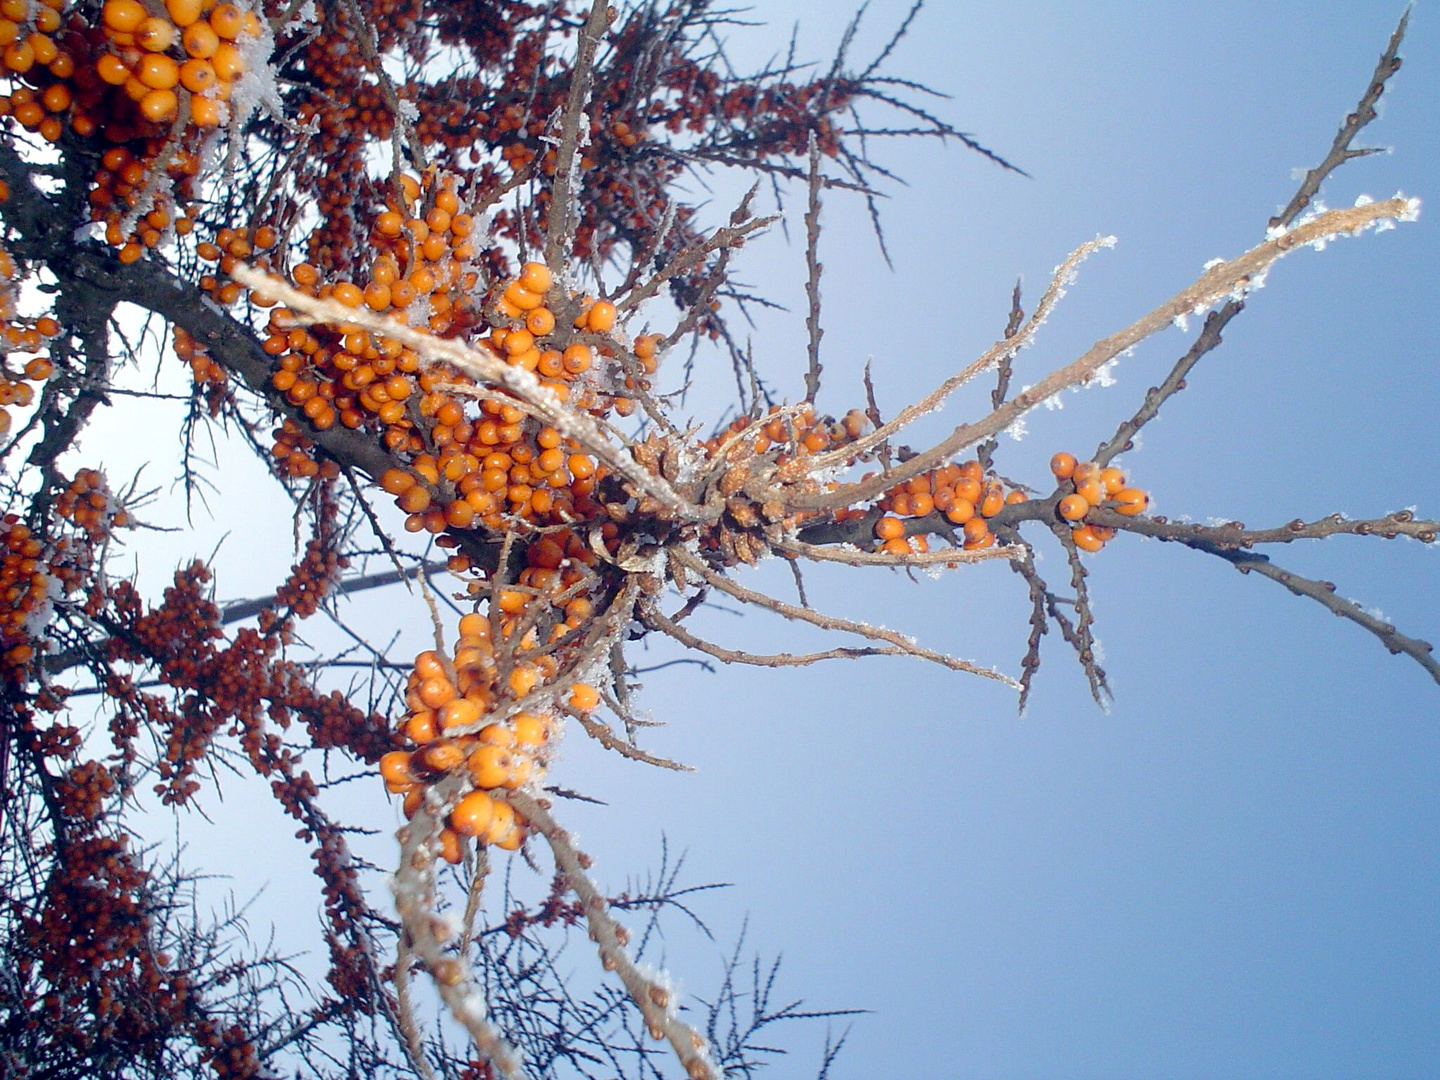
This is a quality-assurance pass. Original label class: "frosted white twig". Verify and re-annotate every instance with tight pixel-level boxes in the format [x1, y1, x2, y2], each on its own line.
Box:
[231, 265, 703, 520]
[798, 197, 1420, 511]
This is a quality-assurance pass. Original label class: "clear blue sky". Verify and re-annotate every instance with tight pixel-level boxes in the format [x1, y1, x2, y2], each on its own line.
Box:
[78, 3, 1439, 1077]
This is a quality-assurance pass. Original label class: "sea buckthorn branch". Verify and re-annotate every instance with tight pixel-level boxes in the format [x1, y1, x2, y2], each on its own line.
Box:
[393, 788, 531, 1080]
[1086, 507, 1440, 549]
[542, 0, 612, 274]
[773, 534, 1021, 569]
[793, 196, 1420, 515]
[1203, 546, 1440, 687]
[672, 546, 1019, 687]
[505, 788, 723, 1080]
[803, 235, 1113, 476]
[802, 133, 824, 404]
[993, 523, 1051, 713]
[229, 263, 704, 523]
[1094, 12, 1409, 469]
[642, 599, 918, 670]
[1081, 507, 1440, 686]
[1049, 521, 1110, 705]
[976, 280, 1026, 472]
[1092, 303, 1235, 468]
[335, 0, 426, 185]
[1270, 11, 1408, 233]
[615, 200, 779, 317]
[568, 703, 693, 771]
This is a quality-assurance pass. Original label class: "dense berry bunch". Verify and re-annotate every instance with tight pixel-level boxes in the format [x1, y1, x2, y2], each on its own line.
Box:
[1049, 451, 1149, 552]
[381, 606, 603, 863]
[0, 0, 74, 143]
[865, 457, 1029, 554]
[0, 233, 62, 436]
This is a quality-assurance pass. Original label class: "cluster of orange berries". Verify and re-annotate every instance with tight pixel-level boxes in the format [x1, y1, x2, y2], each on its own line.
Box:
[864, 457, 1028, 554]
[1, 472, 132, 680]
[0, 0, 74, 144]
[197, 222, 278, 303]
[284, 170, 484, 336]
[240, 186, 653, 535]
[54, 468, 130, 541]
[0, 239, 62, 436]
[1049, 452, 1149, 552]
[0, 517, 50, 676]
[171, 324, 223, 384]
[269, 418, 343, 482]
[85, 0, 264, 261]
[701, 404, 869, 461]
[379, 606, 603, 864]
[94, 0, 257, 127]
[90, 143, 202, 264]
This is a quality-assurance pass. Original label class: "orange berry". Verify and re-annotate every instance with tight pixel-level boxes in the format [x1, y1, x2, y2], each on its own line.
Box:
[458, 612, 490, 640]
[211, 39, 243, 79]
[525, 307, 555, 336]
[568, 683, 599, 711]
[439, 698, 481, 731]
[512, 713, 550, 746]
[1075, 478, 1104, 506]
[135, 15, 176, 50]
[179, 57, 216, 92]
[137, 52, 179, 89]
[874, 515, 905, 541]
[404, 710, 438, 744]
[561, 343, 591, 374]
[507, 664, 539, 697]
[1099, 467, 1126, 495]
[585, 300, 617, 332]
[1113, 487, 1148, 516]
[139, 88, 177, 121]
[102, 0, 147, 32]
[450, 791, 495, 837]
[518, 261, 552, 293]
[1050, 452, 1077, 479]
[96, 52, 130, 85]
[468, 744, 513, 789]
[379, 750, 418, 786]
[181, 21, 218, 58]
[40, 83, 70, 113]
[979, 484, 1005, 518]
[208, 3, 242, 39]
[944, 498, 976, 525]
[438, 827, 463, 864]
[1072, 524, 1106, 553]
[166, 0, 203, 25]
[422, 739, 465, 772]
[482, 800, 518, 846]
[478, 723, 515, 748]
[1058, 494, 1089, 521]
[502, 282, 542, 310]
[418, 675, 458, 709]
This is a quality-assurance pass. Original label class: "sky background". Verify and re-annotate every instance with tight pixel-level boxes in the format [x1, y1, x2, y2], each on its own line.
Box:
[69, 2, 1439, 1078]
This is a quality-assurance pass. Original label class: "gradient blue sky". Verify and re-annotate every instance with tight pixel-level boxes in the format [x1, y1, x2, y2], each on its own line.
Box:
[75, 3, 1439, 1077]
